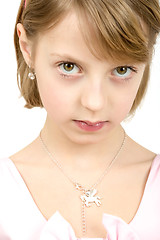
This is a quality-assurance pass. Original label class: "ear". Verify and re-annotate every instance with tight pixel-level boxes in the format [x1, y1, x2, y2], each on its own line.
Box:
[17, 23, 32, 66]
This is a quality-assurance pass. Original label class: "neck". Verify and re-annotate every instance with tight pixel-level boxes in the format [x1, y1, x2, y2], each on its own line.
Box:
[40, 117, 125, 171]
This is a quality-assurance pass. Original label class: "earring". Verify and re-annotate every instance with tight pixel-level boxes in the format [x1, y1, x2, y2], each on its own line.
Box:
[28, 66, 36, 80]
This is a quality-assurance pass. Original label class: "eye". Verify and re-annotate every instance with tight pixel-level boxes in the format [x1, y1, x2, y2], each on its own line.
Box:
[58, 62, 80, 75]
[113, 66, 137, 78]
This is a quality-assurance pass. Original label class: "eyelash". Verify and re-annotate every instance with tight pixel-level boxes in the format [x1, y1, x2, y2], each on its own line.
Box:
[57, 62, 137, 81]
[112, 66, 138, 81]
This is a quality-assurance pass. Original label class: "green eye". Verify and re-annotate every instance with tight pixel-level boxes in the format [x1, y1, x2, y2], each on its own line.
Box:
[113, 66, 136, 78]
[59, 62, 80, 75]
[63, 63, 74, 72]
[116, 67, 128, 75]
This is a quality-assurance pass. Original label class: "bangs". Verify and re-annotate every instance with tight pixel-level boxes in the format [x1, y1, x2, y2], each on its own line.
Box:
[74, 0, 150, 62]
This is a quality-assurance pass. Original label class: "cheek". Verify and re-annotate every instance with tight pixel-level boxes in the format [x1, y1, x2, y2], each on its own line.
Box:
[112, 83, 141, 122]
[34, 52, 65, 111]
[36, 74, 70, 118]
[116, 69, 145, 117]
[42, 88, 63, 109]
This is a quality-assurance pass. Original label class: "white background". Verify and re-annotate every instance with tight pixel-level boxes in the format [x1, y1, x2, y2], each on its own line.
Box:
[0, 1, 160, 158]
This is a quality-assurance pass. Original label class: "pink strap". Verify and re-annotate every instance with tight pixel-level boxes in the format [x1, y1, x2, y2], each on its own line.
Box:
[24, 0, 27, 8]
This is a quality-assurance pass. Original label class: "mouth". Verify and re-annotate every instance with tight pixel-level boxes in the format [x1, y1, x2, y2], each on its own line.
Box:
[73, 120, 108, 132]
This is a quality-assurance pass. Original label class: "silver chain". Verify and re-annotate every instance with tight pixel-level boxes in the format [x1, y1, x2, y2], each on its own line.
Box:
[39, 129, 127, 236]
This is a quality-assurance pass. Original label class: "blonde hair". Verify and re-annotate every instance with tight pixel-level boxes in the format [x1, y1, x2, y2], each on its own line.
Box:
[14, 0, 160, 115]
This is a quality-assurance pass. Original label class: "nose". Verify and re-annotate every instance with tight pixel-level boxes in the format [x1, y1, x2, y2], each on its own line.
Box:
[81, 80, 105, 112]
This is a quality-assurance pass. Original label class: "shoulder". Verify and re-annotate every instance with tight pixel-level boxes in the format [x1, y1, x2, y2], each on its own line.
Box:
[124, 134, 157, 164]
[148, 154, 160, 184]
[152, 154, 160, 166]
[0, 157, 12, 174]
[0, 157, 20, 207]
[121, 134, 158, 182]
[0, 158, 19, 186]
[9, 136, 46, 166]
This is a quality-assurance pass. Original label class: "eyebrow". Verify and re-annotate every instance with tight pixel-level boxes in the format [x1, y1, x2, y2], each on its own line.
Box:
[49, 53, 88, 66]
[49, 52, 138, 68]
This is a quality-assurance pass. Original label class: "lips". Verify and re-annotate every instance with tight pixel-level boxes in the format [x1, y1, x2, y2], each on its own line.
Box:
[79, 121, 105, 126]
[74, 120, 108, 132]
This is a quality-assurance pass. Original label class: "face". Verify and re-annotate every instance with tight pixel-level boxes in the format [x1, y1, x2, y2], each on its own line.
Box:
[31, 12, 146, 144]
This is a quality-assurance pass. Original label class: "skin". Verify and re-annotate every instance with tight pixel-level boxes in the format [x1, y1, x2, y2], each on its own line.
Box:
[17, 12, 146, 156]
[13, 11, 156, 238]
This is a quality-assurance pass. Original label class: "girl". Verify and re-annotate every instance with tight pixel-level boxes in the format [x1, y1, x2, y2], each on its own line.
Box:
[0, 0, 160, 239]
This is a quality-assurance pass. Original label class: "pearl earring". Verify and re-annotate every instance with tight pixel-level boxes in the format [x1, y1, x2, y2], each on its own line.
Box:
[28, 66, 36, 80]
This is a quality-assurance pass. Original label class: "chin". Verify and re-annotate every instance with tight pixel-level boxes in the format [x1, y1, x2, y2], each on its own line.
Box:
[66, 133, 107, 145]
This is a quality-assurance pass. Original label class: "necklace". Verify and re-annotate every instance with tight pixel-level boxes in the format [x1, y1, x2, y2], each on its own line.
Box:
[39, 129, 127, 236]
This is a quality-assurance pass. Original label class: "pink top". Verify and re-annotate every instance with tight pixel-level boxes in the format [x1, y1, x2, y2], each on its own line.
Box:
[0, 155, 160, 239]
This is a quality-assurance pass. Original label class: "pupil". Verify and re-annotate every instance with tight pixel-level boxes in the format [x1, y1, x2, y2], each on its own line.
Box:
[117, 67, 127, 75]
[64, 63, 74, 71]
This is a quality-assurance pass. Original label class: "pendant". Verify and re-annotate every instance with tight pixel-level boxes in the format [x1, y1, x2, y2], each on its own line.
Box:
[80, 189, 101, 207]
[75, 183, 101, 235]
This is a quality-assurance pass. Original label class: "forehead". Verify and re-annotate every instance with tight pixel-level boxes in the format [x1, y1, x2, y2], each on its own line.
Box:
[36, 12, 102, 60]
[46, 13, 81, 43]
[35, 7, 149, 63]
